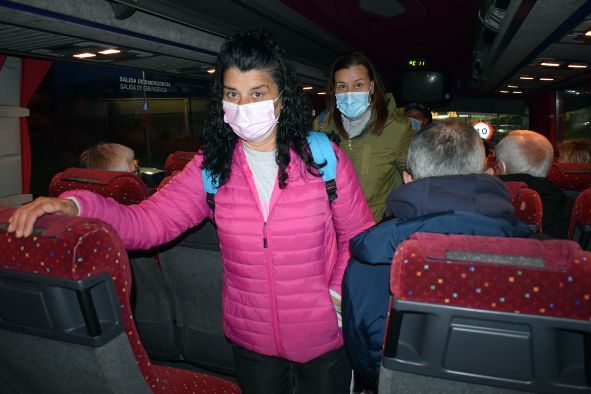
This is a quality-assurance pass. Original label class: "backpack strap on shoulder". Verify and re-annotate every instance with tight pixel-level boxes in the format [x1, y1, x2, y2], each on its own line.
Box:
[202, 167, 219, 212]
[307, 131, 338, 202]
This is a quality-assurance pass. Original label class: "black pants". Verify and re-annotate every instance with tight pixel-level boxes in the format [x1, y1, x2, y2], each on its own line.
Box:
[232, 344, 352, 394]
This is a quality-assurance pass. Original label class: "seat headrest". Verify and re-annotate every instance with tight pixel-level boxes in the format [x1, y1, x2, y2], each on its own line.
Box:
[49, 167, 148, 205]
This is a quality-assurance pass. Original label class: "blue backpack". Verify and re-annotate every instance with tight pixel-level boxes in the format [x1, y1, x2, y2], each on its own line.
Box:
[202, 131, 337, 211]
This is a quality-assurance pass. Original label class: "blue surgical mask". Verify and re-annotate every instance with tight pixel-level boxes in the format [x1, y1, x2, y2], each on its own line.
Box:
[336, 91, 370, 119]
[409, 118, 422, 132]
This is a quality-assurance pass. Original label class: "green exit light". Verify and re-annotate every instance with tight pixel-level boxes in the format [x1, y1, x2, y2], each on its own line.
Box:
[408, 59, 426, 67]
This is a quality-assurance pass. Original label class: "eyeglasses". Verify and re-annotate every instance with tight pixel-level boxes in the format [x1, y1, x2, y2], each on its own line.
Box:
[134, 165, 142, 176]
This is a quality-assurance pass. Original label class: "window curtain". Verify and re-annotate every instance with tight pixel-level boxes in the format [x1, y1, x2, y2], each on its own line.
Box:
[19, 58, 52, 193]
[528, 91, 557, 146]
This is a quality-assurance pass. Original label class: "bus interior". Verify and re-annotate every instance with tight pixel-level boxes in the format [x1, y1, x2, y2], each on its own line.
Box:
[1, 0, 591, 393]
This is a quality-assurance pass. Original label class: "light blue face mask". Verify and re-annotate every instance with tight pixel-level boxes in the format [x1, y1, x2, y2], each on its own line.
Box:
[409, 118, 422, 132]
[336, 91, 370, 119]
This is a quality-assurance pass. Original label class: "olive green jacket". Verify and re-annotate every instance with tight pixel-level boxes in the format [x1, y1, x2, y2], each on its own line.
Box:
[314, 93, 413, 221]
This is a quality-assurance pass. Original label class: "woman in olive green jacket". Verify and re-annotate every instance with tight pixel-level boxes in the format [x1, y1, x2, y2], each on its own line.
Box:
[314, 52, 413, 221]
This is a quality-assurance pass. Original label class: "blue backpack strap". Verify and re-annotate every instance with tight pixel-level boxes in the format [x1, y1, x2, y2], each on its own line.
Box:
[202, 167, 219, 212]
[307, 131, 338, 202]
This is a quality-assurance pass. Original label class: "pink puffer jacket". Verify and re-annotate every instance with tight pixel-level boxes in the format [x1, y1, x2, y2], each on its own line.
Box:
[62, 142, 374, 363]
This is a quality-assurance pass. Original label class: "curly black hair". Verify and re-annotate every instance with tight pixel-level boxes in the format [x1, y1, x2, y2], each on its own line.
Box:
[201, 29, 322, 189]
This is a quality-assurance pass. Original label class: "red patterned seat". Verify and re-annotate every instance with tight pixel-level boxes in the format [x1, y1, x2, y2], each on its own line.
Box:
[49, 167, 148, 205]
[547, 162, 591, 192]
[0, 206, 240, 393]
[379, 232, 591, 393]
[568, 186, 591, 250]
[504, 181, 543, 233]
[164, 151, 197, 175]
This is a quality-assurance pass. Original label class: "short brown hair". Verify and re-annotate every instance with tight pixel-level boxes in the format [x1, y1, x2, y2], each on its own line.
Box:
[558, 139, 591, 164]
[79, 143, 134, 171]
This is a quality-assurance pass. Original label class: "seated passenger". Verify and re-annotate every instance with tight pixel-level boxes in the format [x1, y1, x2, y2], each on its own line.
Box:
[342, 119, 530, 390]
[404, 102, 432, 133]
[496, 130, 573, 238]
[80, 143, 164, 188]
[79, 143, 138, 174]
[558, 139, 591, 163]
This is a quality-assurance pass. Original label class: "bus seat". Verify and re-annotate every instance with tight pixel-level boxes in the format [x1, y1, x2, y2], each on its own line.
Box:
[380, 232, 591, 394]
[547, 162, 591, 195]
[49, 166, 179, 362]
[504, 181, 543, 233]
[164, 151, 197, 175]
[156, 172, 179, 192]
[158, 219, 236, 375]
[49, 167, 148, 205]
[0, 206, 240, 393]
[569, 187, 591, 250]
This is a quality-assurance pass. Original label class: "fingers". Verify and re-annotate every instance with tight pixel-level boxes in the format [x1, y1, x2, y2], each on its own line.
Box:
[7, 197, 78, 238]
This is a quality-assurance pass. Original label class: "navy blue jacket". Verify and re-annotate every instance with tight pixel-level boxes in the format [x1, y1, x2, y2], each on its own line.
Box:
[342, 174, 531, 384]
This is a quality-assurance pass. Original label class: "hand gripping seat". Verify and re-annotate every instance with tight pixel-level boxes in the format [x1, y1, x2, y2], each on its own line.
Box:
[0, 206, 240, 393]
[164, 151, 197, 175]
[569, 187, 591, 250]
[379, 232, 591, 393]
[49, 167, 179, 361]
[504, 181, 543, 233]
[49, 167, 148, 204]
[547, 162, 591, 195]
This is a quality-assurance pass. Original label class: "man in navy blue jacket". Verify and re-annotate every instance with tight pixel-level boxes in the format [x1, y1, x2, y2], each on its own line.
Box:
[343, 119, 530, 391]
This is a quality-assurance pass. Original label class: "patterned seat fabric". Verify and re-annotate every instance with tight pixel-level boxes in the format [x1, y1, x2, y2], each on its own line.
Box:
[49, 167, 148, 205]
[568, 187, 591, 248]
[547, 162, 591, 192]
[0, 206, 240, 393]
[391, 232, 591, 320]
[164, 151, 197, 175]
[504, 181, 543, 232]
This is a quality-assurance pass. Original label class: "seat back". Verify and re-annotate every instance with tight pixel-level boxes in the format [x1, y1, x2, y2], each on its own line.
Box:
[158, 219, 236, 375]
[568, 186, 591, 250]
[504, 181, 543, 233]
[380, 232, 591, 394]
[49, 167, 179, 360]
[0, 207, 239, 393]
[49, 167, 148, 204]
[164, 151, 197, 175]
[547, 162, 591, 193]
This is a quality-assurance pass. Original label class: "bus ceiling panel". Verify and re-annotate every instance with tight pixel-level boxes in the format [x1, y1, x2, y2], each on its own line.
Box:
[0, 0, 224, 63]
[110, 0, 353, 72]
[479, 0, 591, 93]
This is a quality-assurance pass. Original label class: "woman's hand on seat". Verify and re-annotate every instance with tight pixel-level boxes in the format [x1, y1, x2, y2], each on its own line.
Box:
[7, 197, 79, 238]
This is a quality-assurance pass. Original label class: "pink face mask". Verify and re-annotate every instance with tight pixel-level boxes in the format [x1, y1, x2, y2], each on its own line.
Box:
[222, 94, 281, 141]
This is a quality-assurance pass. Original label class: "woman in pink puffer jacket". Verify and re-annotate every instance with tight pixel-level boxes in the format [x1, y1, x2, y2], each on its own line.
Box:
[8, 29, 374, 394]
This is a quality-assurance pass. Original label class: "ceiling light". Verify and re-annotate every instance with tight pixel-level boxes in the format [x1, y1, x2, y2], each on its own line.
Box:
[302, 86, 313, 90]
[540, 61, 561, 67]
[540, 77, 554, 81]
[512, 91, 523, 94]
[207, 67, 216, 74]
[73, 52, 96, 58]
[519, 76, 534, 80]
[568, 63, 588, 69]
[499, 90, 510, 93]
[507, 85, 518, 88]
[317, 92, 326, 95]
[98, 49, 120, 55]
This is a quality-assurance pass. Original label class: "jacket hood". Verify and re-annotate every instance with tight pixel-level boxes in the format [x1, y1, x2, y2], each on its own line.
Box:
[385, 173, 515, 220]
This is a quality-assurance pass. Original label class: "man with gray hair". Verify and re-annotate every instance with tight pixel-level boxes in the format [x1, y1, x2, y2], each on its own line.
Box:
[496, 129, 572, 238]
[342, 119, 530, 391]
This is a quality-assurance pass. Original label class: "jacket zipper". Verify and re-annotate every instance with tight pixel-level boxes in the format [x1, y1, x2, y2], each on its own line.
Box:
[348, 138, 352, 150]
[263, 219, 281, 354]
